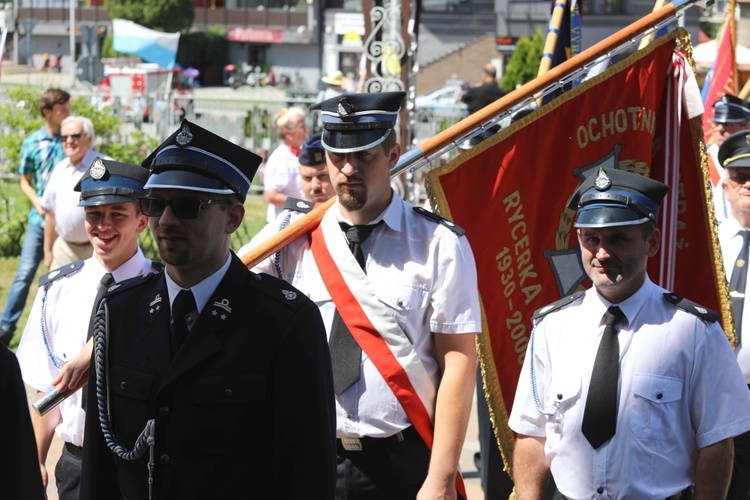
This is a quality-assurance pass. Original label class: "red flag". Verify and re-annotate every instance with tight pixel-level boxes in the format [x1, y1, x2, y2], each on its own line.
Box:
[701, 0, 738, 143]
[427, 30, 729, 470]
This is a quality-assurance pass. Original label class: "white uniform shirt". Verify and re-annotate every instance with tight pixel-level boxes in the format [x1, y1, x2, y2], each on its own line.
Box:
[41, 149, 106, 243]
[263, 144, 304, 223]
[509, 277, 750, 499]
[17, 248, 156, 447]
[251, 194, 481, 438]
[719, 216, 750, 382]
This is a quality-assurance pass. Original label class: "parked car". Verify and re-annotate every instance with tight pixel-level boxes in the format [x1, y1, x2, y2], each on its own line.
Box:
[415, 83, 467, 111]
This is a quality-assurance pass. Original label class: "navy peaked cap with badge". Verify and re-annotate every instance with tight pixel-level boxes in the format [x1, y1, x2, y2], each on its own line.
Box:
[299, 133, 326, 166]
[572, 167, 669, 228]
[718, 130, 750, 168]
[75, 158, 149, 207]
[310, 91, 406, 153]
[142, 119, 262, 202]
[713, 94, 750, 124]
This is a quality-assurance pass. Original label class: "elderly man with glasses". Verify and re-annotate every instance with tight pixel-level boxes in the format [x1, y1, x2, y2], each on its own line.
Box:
[41, 116, 110, 270]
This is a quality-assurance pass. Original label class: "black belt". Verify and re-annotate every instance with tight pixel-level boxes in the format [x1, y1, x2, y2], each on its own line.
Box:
[562, 491, 687, 500]
[337, 426, 417, 452]
[64, 442, 84, 458]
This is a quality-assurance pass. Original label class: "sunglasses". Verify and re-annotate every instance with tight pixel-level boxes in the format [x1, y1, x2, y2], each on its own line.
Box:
[729, 171, 750, 186]
[61, 133, 82, 142]
[139, 196, 231, 219]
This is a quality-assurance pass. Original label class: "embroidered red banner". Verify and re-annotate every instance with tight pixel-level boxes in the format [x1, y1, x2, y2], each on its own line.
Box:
[428, 31, 727, 471]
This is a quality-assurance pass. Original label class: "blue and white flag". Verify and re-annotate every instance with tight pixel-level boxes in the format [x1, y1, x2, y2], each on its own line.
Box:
[112, 19, 180, 70]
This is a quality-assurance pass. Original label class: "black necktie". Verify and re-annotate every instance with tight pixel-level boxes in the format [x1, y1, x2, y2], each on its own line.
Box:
[730, 230, 750, 343]
[329, 222, 381, 396]
[581, 306, 625, 450]
[83, 272, 114, 409]
[171, 289, 196, 356]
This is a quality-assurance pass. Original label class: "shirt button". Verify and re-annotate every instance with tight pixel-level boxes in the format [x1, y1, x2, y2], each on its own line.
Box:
[656, 392, 663, 400]
[158, 406, 170, 417]
[557, 393, 563, 400]
[346, 412, 353, 419]
[224, 389, 233, 398]
[119, 381, 127, 391]
[159, 454, 170, 466]
[597, 487, 604, 494]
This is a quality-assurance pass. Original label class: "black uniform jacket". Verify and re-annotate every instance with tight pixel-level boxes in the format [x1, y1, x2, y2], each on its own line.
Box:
[80, 254, 336, 499]
[0, 345, 45, 500]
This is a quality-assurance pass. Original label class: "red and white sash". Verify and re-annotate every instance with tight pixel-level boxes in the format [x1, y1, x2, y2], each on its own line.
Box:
[310, 209, 466, 498]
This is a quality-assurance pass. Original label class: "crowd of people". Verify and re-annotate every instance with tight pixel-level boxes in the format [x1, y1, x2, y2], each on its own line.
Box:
[3, 74, 750, 500]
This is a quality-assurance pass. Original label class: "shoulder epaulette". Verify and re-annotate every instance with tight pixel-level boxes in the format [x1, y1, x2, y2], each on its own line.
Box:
[39, 260, 84, 287]
[663, 293, 720, 323]
[102, 272, 159, 298]
[283, 197, 313, 214]
[532, 290, 585, 321]
[412, 206, 465, 236]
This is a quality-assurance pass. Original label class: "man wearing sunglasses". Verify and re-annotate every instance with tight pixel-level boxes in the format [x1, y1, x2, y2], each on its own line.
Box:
[709, 95, 750, 222]
[718, 130, 750, 499]
[41, 116, 107, 270]
[80, 120, 336, 500]
[16, 159, 157, 500]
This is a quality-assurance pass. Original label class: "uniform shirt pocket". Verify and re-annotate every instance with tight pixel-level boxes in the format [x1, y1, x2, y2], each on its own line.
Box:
[378, 283, 428, 317]
[629, 373, 683, 440]
[545, 375, 581, 447]
[109, 364, 155, 434]
[110, 363, 155, 401]
[192, 373, 266, 406]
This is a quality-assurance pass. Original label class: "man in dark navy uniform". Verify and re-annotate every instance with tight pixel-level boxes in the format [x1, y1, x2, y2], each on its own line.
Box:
[80, 120, 336, 499]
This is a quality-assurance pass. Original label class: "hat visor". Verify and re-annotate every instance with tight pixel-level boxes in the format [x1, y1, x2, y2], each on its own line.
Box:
[144, 169, 237, 196]
[725, 158, 750, 168]
[322, 129, 390, 153]
[78, 194, 143, 207]
[574, 204, 651, 228]
[713, 113, 749, 124]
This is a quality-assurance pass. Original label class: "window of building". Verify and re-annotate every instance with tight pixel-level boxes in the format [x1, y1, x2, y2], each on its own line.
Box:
[422, 0, 472, 13]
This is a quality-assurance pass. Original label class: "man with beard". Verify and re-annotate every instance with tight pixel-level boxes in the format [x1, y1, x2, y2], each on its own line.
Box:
[80, 120, 336, 500]
[17, 159, 156, 500]
[251, 92, 480, 499]
[509, 167, 750, 498]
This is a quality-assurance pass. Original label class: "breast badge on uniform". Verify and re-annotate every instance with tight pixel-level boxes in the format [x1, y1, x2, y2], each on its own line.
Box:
[211, 299, 231, 320]
[282, 290, 297, 301]
[149, 294, 163, 319]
